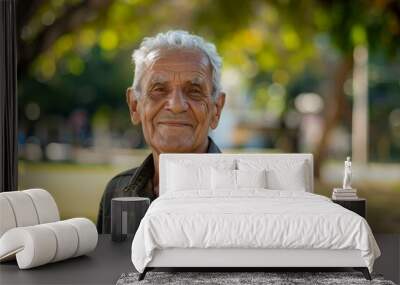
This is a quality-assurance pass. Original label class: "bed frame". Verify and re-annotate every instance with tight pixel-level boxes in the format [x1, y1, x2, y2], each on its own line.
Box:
[138, 154, 372, 281]
[139, 248, 371, 280]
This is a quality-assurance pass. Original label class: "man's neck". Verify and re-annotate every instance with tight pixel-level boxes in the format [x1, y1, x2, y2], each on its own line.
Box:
[151, 138, 210, 192]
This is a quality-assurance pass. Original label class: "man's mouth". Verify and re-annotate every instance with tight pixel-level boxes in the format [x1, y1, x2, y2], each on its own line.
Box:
[158, 121, 193, 127]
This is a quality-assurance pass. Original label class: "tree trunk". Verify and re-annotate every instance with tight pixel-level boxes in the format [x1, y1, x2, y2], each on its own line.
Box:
[314, 55, 353, 178]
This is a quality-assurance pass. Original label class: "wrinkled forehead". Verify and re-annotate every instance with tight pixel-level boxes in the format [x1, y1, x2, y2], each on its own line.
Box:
[142, 48, 212, 84]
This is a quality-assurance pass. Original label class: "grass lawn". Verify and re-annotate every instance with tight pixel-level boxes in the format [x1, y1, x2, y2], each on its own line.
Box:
[18, 161, 129, 223]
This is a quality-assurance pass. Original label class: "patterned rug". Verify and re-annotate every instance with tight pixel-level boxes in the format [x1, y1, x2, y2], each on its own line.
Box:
[116, 271, 396, 285]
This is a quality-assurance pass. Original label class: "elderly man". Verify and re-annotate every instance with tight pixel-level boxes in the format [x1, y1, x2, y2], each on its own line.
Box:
[97, 30, 226, 233]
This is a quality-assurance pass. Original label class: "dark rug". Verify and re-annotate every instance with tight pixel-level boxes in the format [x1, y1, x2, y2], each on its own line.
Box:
[116, 271, 396, 285]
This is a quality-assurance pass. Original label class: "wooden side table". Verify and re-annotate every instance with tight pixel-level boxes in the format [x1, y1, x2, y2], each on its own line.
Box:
[332, 198, 366, 218]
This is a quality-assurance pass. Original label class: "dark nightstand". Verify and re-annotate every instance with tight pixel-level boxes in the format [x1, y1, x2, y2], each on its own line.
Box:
[111, 197, 150, 242]
[332, 198, 366, 218]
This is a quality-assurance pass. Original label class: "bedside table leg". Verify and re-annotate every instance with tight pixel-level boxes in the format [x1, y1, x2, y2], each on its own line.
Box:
[354, 267, 371, 280]
[138, 268, 148, 281]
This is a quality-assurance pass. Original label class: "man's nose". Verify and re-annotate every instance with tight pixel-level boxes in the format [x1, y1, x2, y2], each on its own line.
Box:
[165, 88, 189, 113]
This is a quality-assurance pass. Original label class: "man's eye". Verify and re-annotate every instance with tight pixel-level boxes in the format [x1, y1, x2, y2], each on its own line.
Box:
[153, 87, 165, 92]
[149, 86, 167, 97]
[188, 89, 202, 96]
[147, 87, 167, 100]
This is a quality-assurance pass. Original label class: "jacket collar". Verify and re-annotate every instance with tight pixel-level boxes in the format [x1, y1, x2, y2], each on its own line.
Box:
[123, 136, 221, 193]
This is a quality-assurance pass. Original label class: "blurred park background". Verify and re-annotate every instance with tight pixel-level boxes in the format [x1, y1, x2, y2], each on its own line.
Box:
[17, 0, 400, 233]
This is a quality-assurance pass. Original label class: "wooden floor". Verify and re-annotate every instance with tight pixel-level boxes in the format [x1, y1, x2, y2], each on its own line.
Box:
[373, 234, 400, 284]
[0, 234, 398, 284]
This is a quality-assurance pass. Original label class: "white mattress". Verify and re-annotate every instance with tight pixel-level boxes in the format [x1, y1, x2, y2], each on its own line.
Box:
[131, 190, 380, 273]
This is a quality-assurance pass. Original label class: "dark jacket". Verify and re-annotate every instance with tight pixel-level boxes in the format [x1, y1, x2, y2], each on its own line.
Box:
[96, 137, 222, 234]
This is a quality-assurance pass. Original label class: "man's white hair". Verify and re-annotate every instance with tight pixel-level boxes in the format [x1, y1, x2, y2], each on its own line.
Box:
[131, 30, 222, 100]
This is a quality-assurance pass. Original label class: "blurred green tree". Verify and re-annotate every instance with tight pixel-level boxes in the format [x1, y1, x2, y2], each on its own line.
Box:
[17, 0, 400, 174]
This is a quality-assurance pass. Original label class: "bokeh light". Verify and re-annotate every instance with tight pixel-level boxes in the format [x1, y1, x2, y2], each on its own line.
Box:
[295, 93, 324, 114]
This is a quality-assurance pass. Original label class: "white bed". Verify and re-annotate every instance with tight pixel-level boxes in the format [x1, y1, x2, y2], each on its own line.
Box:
[131, 154, 380, 280]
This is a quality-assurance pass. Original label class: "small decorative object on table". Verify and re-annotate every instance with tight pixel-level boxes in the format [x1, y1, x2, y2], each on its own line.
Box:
[332, 157, 366, 218]
[332, 156, 358, 200]
[111, 197, 150, 242]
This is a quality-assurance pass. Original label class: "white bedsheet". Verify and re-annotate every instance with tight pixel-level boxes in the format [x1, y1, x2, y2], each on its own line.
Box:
[131, 190, 380, 273]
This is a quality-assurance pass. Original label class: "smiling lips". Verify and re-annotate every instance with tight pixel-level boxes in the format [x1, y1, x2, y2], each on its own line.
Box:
[158, 121, 193, 127]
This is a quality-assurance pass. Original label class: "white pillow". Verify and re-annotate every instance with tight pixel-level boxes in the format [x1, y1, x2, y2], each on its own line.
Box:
[167, 162, 211, 191]
[211, 168, 267, 190]
[267, 161, 307, 191]
[211, 168, 236, 190]
[238, 159, 308, 191]
[236, 169, 267, 188]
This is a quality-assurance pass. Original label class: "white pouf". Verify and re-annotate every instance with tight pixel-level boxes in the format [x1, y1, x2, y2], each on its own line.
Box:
[0, 189, 98, 269]
[0, 218, 98, 269]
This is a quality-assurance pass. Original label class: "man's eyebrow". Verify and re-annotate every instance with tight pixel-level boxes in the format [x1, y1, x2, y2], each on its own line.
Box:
[187, 77, 206, 85]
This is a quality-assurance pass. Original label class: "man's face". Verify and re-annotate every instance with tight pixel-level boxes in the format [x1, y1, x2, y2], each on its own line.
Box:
[127, 48, 225, 154]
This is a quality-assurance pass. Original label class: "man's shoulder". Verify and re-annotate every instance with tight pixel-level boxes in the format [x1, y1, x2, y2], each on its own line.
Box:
[112, 167, 137, 179]
[104, 153, 154, 193]
[105, 167, 138, 189]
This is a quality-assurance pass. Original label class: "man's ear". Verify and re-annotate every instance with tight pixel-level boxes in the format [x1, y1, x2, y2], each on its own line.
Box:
[126, 87, 141, 125]
[210, 92, 226, 129]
